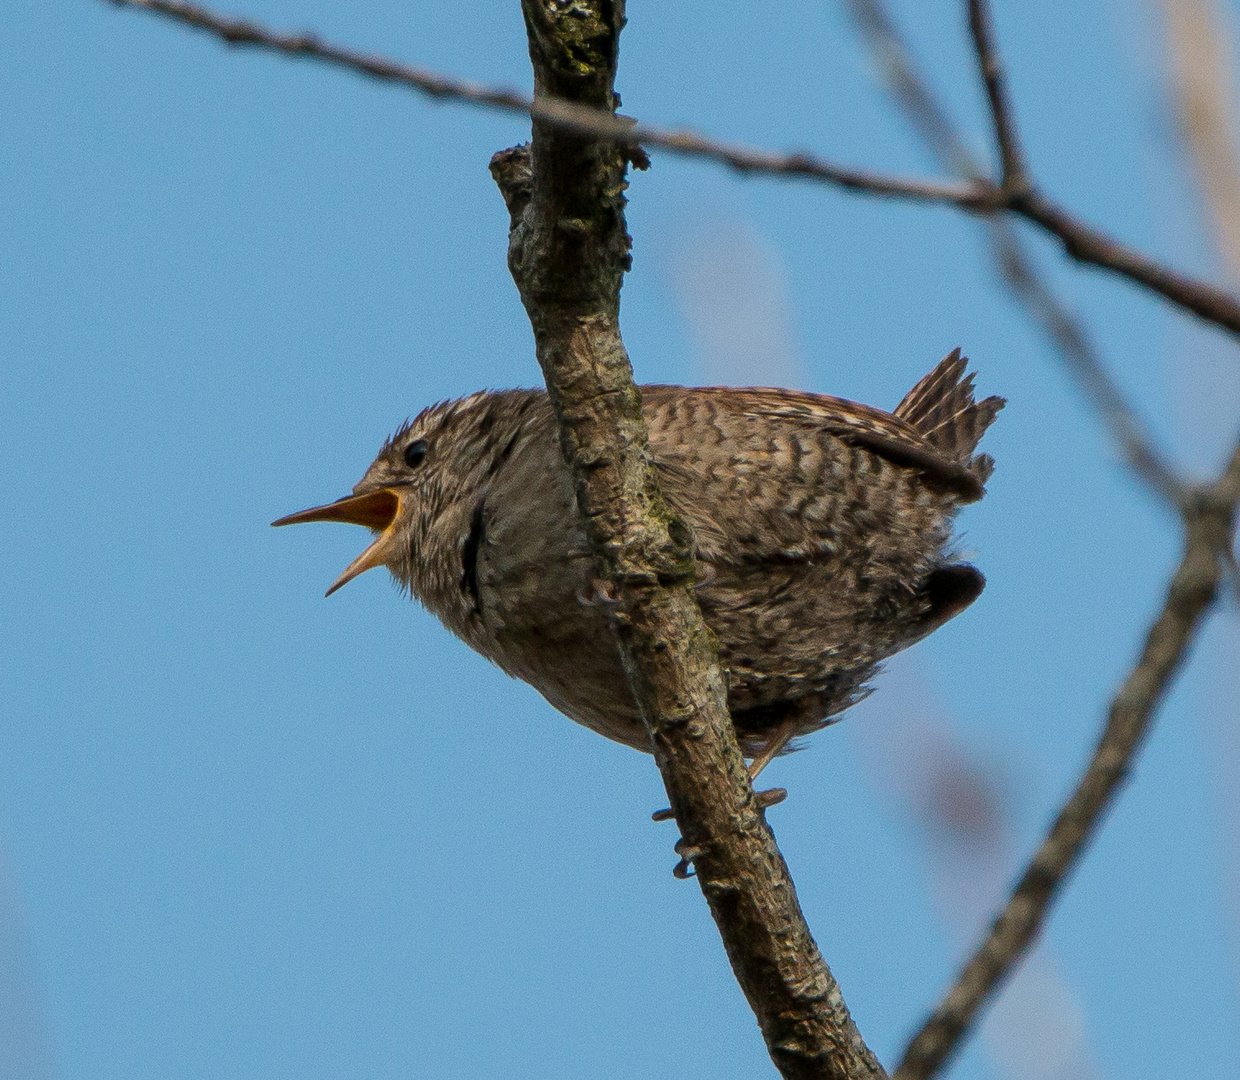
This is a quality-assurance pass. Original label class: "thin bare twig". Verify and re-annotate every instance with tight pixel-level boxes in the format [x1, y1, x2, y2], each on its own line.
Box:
[842, 0, 1185, 507]
[966, 0, 1028, 192]
[1009, 187, 1240, 334]
[104, 0, 1240, 341]
[111, 0, 535, 107]
[961, 0, 1240, 334]
[843, 0, 974, 177]
[106, 0, 978, 206]
[1221, 545, 1240, 607]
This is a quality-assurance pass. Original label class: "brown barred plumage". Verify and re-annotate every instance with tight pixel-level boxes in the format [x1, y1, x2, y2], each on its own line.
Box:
[276, 351, 1003, 770]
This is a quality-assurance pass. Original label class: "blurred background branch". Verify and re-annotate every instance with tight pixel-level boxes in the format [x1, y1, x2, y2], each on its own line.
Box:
[1158, 0, 1240, 280]
[840, 2, 1240, 1076]
[841, 0, 1184, 508]
[893, 457, 1236, 1079]
[1155, 0, 1240, 1006]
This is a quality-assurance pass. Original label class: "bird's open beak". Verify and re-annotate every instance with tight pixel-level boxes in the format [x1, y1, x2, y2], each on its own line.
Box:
[272, 488, 403, 596]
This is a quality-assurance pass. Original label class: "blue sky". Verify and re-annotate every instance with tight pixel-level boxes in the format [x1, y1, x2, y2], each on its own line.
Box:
[2, 1, 1239, 1077]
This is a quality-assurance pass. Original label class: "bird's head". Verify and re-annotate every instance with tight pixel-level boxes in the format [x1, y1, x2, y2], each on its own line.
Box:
[273, 394, 499, 597]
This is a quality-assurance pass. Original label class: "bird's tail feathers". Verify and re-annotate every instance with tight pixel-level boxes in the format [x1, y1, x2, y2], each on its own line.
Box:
[894, 348, 1005, 483]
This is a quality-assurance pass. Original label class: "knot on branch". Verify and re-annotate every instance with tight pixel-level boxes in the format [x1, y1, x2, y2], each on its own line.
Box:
[489, 144, 533, 227]
[491, 142, 633, 310]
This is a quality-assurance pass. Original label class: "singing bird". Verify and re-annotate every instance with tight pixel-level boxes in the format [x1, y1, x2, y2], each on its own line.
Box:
[275, 349, 1002, 777]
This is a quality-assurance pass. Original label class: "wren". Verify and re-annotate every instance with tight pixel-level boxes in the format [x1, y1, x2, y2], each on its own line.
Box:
[274, 349, 1003, 775]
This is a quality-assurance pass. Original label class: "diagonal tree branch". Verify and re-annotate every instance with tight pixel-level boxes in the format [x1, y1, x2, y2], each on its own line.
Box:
[110, 0, 534, 110]
[992, 227, 1188, 507]
[488, 2, 884, 1078]
[894, 451, 1237, 1080]
[104, 0, 1240, 341]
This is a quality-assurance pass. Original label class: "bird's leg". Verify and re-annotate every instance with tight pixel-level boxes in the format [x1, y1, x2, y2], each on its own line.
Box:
[747, 719, 797, 782]
[743, 722, 794, 816]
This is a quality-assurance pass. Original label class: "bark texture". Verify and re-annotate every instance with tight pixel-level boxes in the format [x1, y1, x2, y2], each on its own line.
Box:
[490, 3, 886, 1077]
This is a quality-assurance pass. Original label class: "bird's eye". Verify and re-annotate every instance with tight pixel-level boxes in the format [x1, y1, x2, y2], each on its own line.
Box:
[403, 439, 428, 469]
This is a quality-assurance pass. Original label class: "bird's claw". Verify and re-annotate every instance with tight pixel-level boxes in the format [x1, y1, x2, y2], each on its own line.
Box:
[657, 787, 787, 876]
[673, 837, 705, 879]
[755, 786, 787, 810]
[652, 786, 786, 823]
